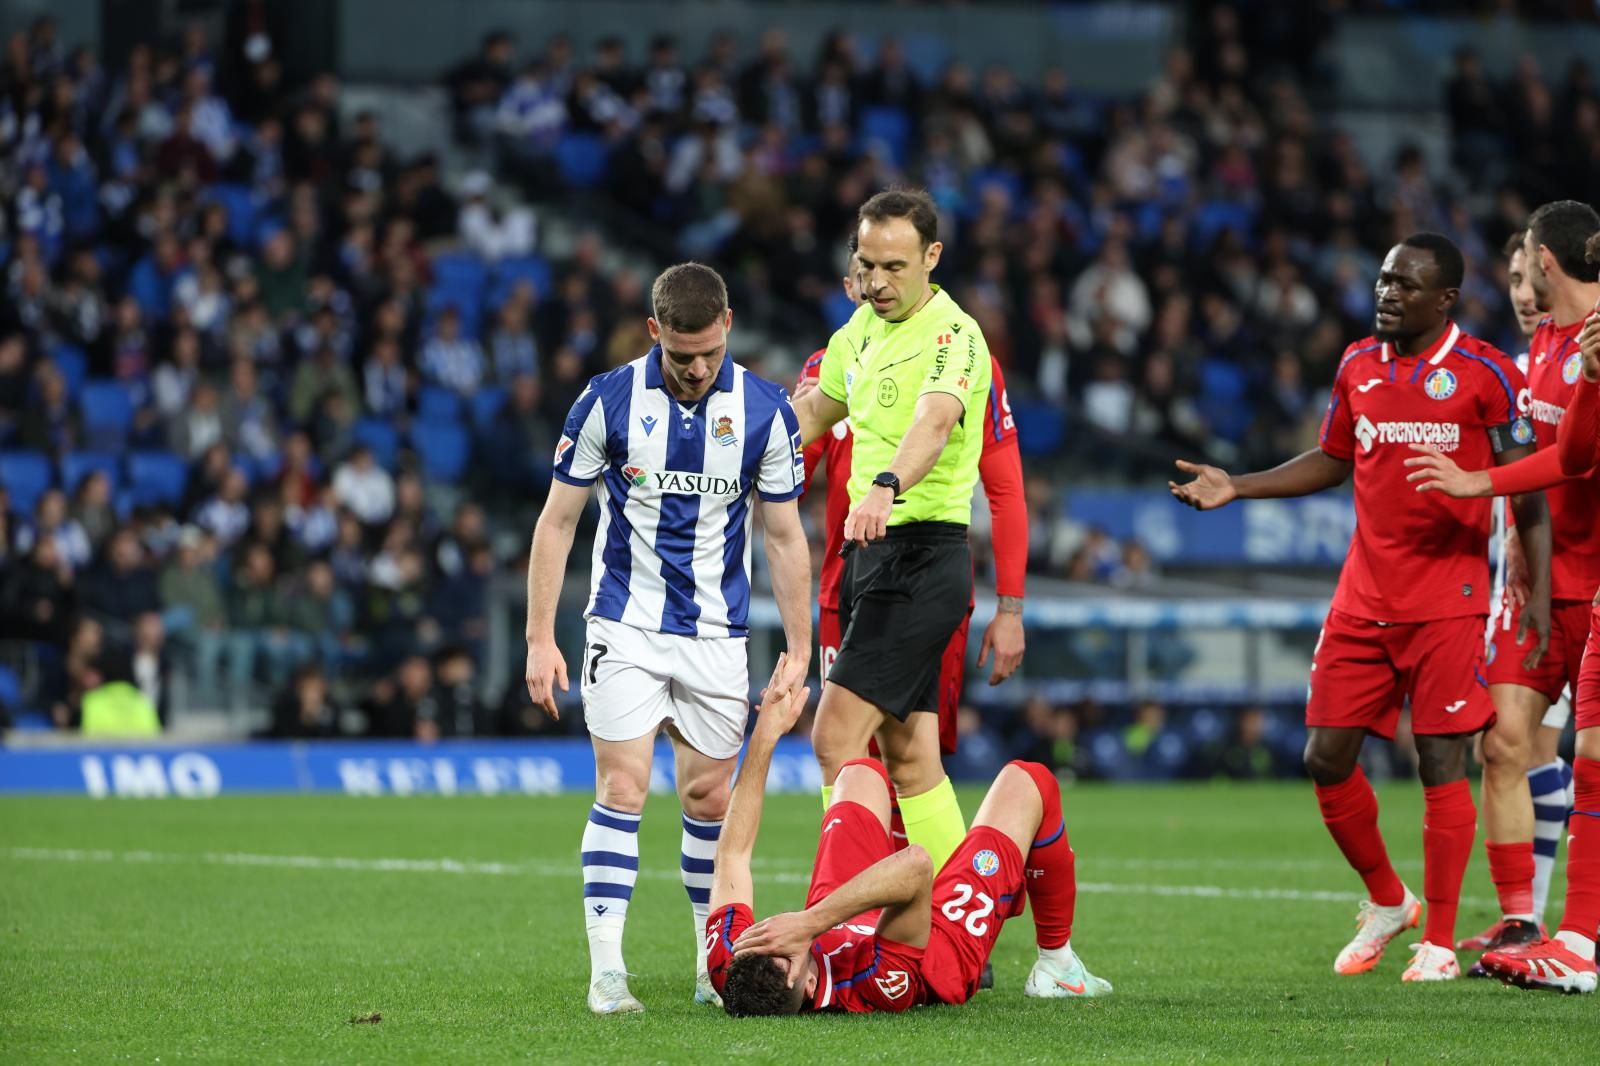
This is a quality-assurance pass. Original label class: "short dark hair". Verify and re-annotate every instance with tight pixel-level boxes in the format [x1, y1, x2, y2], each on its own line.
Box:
[1528, 200, 1600, 282]
[650, 263, 728, 333]
[722, 955, 801, 1017]
[1399, 232, 1465, 290]
[1503, 229, 1526, 259]
[858, 187, 938, 249]
[1588, 231, 1600, 267]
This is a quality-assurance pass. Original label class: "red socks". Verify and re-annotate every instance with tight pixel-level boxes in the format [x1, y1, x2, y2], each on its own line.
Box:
[888, 804, 908, 852]
[1558, 757, 1600, 941]
[1484, 841, 1535, 920]
[1013, 760, 1075, 950]
[1421, 779, 1477, 948]
[1314, 768, 1406, 907]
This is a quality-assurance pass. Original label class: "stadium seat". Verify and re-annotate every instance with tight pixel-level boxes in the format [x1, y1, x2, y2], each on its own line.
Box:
[1199, 360, 1251, 442]
[410, 420, 471, 482]
[208, 184, 260, 249]
[859, 106, 912, 167]
[554, 133, 609, 188]
[417, 385, 464, 422]
[79, 380, 135, 449]
[50, 343, 88, 399]
[352, 417, 401, 469]
[126, 451, 188, 508]
[59, 452, 120, 494]
[0, 451, 53, 514]
[495, 254, 553, 296]
[431, 252, 488, 293]
[1010, 401, 1067, 458]
[470, 386, 507, 428]
[0, 662, 21, 712]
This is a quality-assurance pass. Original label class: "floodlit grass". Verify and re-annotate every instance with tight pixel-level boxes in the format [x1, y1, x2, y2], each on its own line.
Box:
[0, 783, 1582, 1064]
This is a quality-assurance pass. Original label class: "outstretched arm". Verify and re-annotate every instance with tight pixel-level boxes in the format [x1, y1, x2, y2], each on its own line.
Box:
[1169, 449, 1352, 510]
[707, 656, 810, 916]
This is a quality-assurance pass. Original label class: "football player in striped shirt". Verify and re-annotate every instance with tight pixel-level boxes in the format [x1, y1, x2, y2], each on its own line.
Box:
[524, 263, 813, 1014]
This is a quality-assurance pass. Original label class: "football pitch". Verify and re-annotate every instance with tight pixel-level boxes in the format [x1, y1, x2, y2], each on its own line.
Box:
[0, 783, 1587, 1064]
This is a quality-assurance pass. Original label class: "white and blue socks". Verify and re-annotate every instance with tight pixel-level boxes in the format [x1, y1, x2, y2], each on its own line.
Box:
[581, 803, 641, 982]
[1528, 757, 1572, 924]
[681, 814, 722, 974]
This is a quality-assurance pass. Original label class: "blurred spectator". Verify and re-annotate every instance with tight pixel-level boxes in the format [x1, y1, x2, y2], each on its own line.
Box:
[332, 446, 394, 526]
[421, 305, 486, 395]
[0, 533, 76, 645]
[225, 542, 300, 706]
[159, 526, 227, 700]
[264, 663, 342, 739]
[80, 529, 161, 629]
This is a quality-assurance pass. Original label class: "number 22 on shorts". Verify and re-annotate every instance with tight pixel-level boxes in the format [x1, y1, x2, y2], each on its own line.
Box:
[940, 883, 995, 937]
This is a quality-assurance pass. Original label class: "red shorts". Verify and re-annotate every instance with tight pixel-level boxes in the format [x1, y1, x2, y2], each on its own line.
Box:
[807, 798, 894, 909]
[1486, 600, 1591, 704]
[1306, 609, 1495, 739]
[1575, 604, 1600, 732]
[916, 827, 1028, 1005]
[822, 605, 968, 756]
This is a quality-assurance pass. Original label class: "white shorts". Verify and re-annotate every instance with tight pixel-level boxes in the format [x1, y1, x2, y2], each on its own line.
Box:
[579, 617, 748, 760]
[1543, 686, 1573, 730]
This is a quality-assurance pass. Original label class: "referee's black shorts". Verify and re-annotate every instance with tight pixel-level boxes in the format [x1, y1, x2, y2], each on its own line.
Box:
[827, 521, 972, 721]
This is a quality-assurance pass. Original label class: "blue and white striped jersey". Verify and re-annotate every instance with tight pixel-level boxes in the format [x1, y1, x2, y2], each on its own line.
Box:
[552, 349, 805, 638]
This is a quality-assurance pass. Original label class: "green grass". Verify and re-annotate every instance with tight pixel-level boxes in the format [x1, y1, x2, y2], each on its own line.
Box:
[0, 783, 1585, 1064]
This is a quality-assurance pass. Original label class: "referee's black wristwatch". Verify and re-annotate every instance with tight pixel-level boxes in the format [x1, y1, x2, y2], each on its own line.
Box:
[871, 470, 901, 497]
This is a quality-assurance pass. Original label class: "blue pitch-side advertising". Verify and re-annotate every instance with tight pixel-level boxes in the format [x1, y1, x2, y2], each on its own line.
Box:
[0, 738, 824, 798]
[1066, 490, 1356, 566]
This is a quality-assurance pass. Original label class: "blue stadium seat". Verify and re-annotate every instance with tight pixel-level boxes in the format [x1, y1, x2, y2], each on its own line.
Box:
[50, 343, 88, 400]
[0, 451, 53, 514]
[208, 184, 260, 249]
[410, 420, 471, 482]
[59, 452, 120, 494]
[79, 380, 135, 449]
[1010, 401, 1067, 458]
[1199, 360, 1251, 442]
[431, 252, 488, 293]
[471, 386, 507, 428]
[555, 133, 610, 188]
[495, 254, 553, 296]
[0, 662, 21, 712]
[126, 451, 189, 508]
[352, 417, 400, 469]
[859, 106, 912, 167]
[417, 385, 463, 422]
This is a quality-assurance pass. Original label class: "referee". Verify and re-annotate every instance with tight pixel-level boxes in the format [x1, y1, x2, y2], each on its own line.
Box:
[792, 187, 993, 874]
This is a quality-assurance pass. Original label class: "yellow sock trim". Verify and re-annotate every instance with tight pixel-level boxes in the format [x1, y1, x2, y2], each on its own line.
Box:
[898, 776, 966, 870]
[821, 783, 834, 810]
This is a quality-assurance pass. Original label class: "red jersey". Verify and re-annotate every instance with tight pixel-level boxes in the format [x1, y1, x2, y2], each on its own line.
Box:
[798, 350, 1025, 610]
[705, 903, 908, 1013]
[1318, 322, 1532, 623]
[1525, 316, 1600, 602]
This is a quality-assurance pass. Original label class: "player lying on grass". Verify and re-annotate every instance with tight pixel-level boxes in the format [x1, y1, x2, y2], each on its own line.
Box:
[704, 653, 1110, 1016]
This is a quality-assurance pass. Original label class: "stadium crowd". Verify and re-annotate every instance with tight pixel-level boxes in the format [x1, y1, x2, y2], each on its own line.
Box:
[0, 9, 1593, 761]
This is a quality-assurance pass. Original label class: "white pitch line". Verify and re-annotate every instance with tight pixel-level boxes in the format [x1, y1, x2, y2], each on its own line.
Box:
[2, 846, 1497, 908]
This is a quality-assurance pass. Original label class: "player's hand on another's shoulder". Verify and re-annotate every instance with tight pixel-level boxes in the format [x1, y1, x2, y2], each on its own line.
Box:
[1168, 460, 1236, 510]
[1402, 444, 1492, 498]
[1581, 312, 1600, 382]
[524, 638, 568, 720]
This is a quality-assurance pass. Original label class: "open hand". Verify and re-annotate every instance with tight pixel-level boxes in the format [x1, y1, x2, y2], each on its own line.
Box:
[1403, 445, 1492, 497]
[1168, 459, 1237, 510]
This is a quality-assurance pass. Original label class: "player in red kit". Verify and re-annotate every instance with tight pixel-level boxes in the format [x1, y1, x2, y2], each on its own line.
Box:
[794, 251, 1027, 831]
[1171, 233, 1550, 983]
[1479, 225, 1600, 994]
[704, 654, 1111, 1017]
[1401, 202, 1600, 969]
